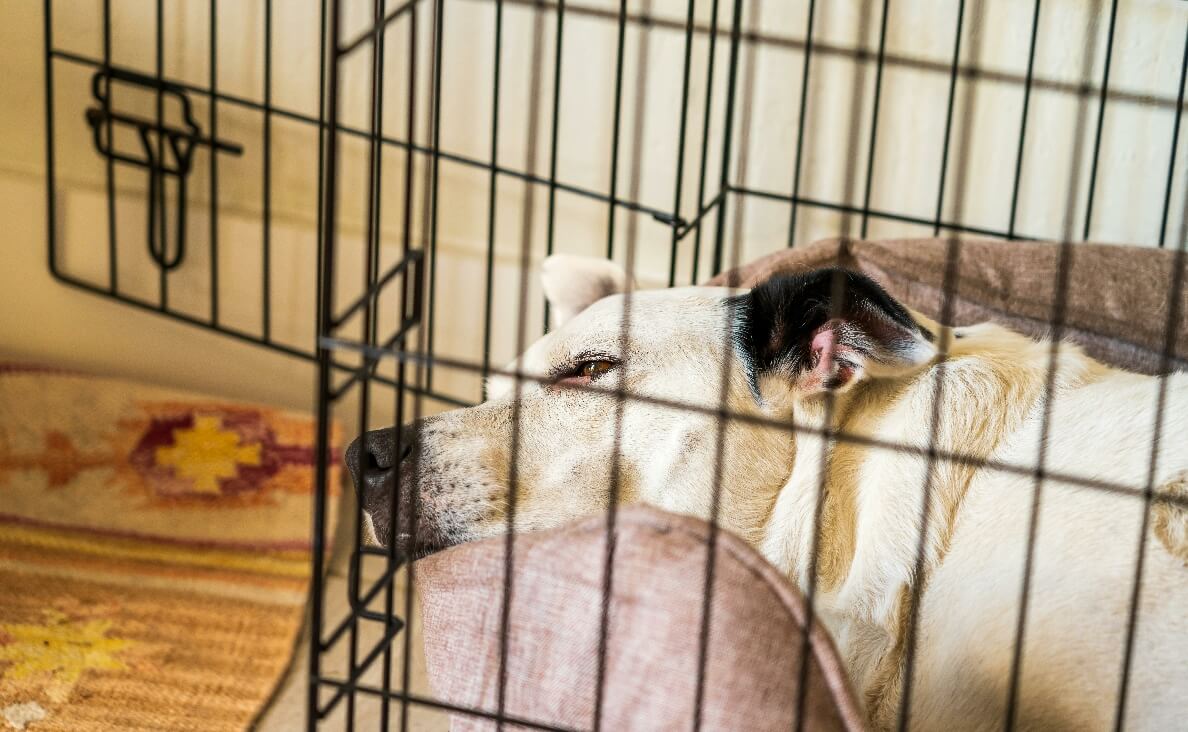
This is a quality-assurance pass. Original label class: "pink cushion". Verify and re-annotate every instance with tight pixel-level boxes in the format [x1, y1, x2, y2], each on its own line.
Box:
[417, 506, 865, 731]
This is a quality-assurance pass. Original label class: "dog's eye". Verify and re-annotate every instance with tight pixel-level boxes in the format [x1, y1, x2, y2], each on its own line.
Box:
[578, 360, 615, 380]
[555, 359, 617, 387]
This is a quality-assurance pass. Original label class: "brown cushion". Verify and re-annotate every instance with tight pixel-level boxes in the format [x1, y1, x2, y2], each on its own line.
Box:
[707, 237, 1188, 375]
[417, 506, 865, 731]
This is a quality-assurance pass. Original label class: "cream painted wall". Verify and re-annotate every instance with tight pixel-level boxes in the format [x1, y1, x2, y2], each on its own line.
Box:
[3, 0, 1187, 430]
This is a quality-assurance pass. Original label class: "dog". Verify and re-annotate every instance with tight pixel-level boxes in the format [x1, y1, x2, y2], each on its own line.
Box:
[345, 254, 1188, 731]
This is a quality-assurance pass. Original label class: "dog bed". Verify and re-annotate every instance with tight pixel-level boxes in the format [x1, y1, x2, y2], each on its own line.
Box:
[0, 364, 339, 731]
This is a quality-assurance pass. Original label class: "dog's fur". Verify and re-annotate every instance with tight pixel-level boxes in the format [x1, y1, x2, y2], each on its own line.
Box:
[347, 255, 1188, 731]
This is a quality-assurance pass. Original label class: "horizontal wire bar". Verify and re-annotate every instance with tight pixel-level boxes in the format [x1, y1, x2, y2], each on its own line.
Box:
[731, 185, 1032, 241]
[49, 270, 469, 409]
[316, 679, 583, 732]
[320, 337, 1188, 509]
[52, 50, 682, 229]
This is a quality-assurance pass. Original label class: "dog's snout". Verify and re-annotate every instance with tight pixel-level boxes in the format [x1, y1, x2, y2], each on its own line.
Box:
[345, 427, 419, 549]
[345, 428, 414, 489]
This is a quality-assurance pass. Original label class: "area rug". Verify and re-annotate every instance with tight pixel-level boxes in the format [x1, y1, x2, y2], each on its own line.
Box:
[0, 364, 339, 731]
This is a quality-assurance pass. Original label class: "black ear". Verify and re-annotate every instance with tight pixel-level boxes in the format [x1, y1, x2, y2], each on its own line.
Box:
[731, 268, 935, 397]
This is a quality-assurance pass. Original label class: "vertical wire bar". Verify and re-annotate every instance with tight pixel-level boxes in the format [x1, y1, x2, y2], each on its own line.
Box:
[1112, 25, 1188, 729]
[691, 1, 743, 728]
[1007, 0, 1042, 240]
[719, 0, 757, 279]
[836, 0, 873, 241]
[481, 0, 504, 399]
[425, 0, 446, 392]
[209, 0, 220, 326]
[262, 0, 273, 341]
[592, 2, 630, 727]
[1002, 3, 1105, 727]
[310, 1, 342, 726]
[542, 0, 566, 333]
[785, 0, 817, 248]
[690, 0, 721, 283]
[859, 0, 890, 239]
[1081, 0, 1120, 242]
[397, 6, 420, 731]
[667, 0, 696, 288]
[624, 0, 653, 262]
[603, 0, 628, 261]
[898, 4, 980, 729]
[347, 1, 389, 726]
[930, 0, 965, 236]
[1157, 25, 1188, 250]
[102, 0, 117, 292]
[156, 0, 168, 309]
[496, 10, 548, 730]
[44, 0, 57, 277]
[315, 0, 328, 346]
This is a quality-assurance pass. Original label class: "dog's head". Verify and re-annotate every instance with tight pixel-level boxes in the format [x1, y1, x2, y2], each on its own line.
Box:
[344, 256, 935, 558]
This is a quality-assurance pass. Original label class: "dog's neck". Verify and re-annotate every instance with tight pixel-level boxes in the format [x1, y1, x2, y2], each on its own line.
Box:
[758, 319, 1111, 718]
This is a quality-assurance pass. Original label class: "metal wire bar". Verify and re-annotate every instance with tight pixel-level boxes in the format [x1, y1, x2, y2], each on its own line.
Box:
[481, 0, 504, 401]
[930, 0, 964, 237]
[425, 0, 446, 391]
[308, 0, 341, 724]
[689, 0, 721, 283]
[42, 0, 56, 280]
[495, 11, 548, 728]
[1158, 25, 1188, 250]
[316, 680, 582, 732]
[542, 0, 566, 332]
[1113, 26, 1188, 729]
[592, 3, 630, 724]
[785, 0, 817, 248]
[732, 185, 1028, 241]
[156, 0, 168, 308]
[667, 0, 697, 287]
[102, 0, 117, 293]
[859, 0, 890, 239]
[262, 0, 273, 342]
[209, 0, 220, 326]
[1003, 2, 1106, 726]
[719, 0, 758, 280]
[1007, 0, 1042, 240]
[691, 3, 742, 727]
[1082, 0, 1120, 241]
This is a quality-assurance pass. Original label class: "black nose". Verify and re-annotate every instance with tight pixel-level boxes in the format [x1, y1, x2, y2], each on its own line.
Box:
[344, 427, 414, 501]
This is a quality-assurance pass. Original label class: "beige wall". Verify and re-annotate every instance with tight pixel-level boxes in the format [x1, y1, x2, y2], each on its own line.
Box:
[3, 0, 1187, 430]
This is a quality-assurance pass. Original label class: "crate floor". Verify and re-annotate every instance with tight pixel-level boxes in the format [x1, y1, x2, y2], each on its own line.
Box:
[258, 492, 448, 732]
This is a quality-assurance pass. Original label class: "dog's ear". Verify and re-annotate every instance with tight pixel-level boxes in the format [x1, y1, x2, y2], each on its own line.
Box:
[541, 254, 633, 328]
[732, 269, 935, 398]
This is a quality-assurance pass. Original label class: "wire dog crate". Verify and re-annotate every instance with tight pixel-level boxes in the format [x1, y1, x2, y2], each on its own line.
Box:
[43, 0, 1188, 729]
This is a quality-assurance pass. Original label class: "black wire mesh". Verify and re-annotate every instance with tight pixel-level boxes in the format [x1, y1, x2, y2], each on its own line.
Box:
[42, 0, 1188, 729]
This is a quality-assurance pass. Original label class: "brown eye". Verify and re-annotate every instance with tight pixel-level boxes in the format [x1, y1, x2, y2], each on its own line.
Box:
[579, 360, 615, 380]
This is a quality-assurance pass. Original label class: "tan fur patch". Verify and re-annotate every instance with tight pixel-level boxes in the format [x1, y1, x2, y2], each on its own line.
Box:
[1153, 475, 1188, 565]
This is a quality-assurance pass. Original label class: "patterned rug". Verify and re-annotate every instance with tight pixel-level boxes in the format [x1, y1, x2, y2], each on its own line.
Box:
[0, 365, 338, 731]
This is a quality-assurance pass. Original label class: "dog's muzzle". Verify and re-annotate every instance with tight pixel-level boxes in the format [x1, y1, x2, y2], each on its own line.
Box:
[344, 426, 432, 556]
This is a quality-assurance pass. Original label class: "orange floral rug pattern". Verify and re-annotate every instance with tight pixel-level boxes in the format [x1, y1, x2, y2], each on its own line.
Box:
[0, 365, 338, 731]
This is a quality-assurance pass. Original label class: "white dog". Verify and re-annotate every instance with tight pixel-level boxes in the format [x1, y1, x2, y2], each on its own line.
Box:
[345, 255, 1188, 731]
